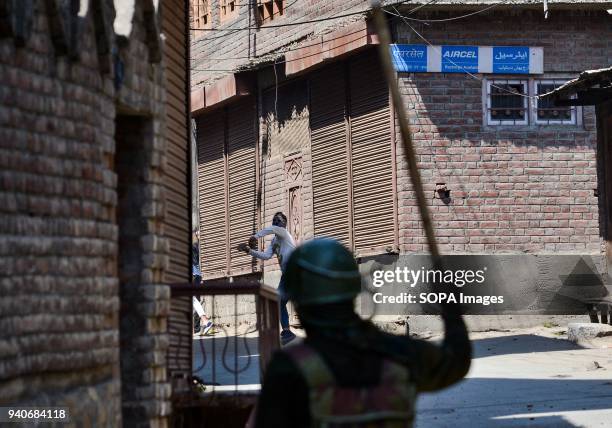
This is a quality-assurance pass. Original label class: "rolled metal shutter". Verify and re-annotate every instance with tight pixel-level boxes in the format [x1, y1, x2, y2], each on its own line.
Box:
[349, 53, 396, 256]
[197, 109, 228, 279]
[310, 64, 352, 246]
[161, 0, 192, 388]
[227, 98, 258, 276]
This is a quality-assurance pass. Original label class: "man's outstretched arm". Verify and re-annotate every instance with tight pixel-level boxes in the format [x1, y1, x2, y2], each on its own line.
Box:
[249, 243, 274, 260]
[254, 225, 291, 241]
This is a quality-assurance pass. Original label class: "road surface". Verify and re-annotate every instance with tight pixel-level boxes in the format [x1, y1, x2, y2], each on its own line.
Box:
[191, 325, 612, 426]
[416, 328, 612, 427]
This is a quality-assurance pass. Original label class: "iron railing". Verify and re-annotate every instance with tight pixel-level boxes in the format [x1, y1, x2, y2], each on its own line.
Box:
[168, 280, 280, 401]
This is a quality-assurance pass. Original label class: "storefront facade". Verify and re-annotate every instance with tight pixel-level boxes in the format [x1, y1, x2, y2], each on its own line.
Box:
[192, 3, 611, 311]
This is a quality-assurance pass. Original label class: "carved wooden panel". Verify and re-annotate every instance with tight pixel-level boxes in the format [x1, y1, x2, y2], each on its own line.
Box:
[288, 186, 302, 243]
[285, 155, 303, 242]
[284, 155, 303, 186]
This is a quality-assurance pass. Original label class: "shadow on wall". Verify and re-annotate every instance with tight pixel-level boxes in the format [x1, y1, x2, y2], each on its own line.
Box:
[261, 78, 309, 159]
[358, 253, 608, 315]
[396, 73, 601, 252]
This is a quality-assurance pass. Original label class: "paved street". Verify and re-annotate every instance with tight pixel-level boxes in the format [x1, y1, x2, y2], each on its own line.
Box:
[193, 330, 261, 393]
[192, 326, 612, 426]
[416, 328, 612, 427]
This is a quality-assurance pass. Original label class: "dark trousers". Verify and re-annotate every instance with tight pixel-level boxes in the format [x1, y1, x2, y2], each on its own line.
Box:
[278, 274, 289, 330]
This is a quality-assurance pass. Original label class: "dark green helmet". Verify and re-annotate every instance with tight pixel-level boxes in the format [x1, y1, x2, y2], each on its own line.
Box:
[284, 238, 362, 306]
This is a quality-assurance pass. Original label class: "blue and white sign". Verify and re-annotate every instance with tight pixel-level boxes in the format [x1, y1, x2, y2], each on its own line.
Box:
[391, 44, 427, 72]
[390, 44, 543, 75]
[492, 46, 530, 74]
[441, 45, 478, 73]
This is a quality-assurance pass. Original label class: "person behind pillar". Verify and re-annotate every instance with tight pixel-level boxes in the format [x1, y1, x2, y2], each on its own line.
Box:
[192, 230, 202, 286]
[192, 230, 212, 335]
[240, 212, 297, 345]
[254, 238, 472, 428]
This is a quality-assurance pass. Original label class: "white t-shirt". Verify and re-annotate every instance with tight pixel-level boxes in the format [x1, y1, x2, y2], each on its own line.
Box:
[249, 226, 296, 272]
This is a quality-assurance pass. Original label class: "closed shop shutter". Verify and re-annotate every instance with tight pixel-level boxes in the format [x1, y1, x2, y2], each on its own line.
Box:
[196, 98, 257, 279]
[310, 64, 352, 247]
[309, 52, 397, 255]
[349, 53, 396, 255]
[227, 99, 258, 276]
[197, 109, 228, 279]
[161, 0, 192, 387]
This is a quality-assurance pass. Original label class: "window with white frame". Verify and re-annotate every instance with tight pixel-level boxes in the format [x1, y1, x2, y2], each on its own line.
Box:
[485, 77, 579, 126]
[534, 79, 577, 125]
[486, 79, 529, 125]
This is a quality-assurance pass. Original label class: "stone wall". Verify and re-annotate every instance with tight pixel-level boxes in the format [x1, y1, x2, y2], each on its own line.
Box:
[114, 5, 172, 426]
[0, 1, 178, 427]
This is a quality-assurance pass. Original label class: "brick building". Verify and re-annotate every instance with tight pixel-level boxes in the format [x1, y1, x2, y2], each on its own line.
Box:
[1, 1, 192, 426]
[191, 1, 611, 311]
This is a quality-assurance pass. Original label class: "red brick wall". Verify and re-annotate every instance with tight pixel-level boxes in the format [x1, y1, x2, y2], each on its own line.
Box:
[393, 10, 610, 254]
[0, 1, 175, 426]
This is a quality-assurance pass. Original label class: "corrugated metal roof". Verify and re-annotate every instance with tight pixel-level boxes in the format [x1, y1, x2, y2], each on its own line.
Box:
[541, 67, 612, 98]
[400, 0, 610, 5]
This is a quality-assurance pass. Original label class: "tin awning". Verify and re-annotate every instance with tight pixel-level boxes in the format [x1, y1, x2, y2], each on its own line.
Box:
[542, 66, 612, 106]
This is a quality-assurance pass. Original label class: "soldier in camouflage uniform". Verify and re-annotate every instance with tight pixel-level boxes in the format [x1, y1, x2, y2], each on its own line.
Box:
[255, 238, 471, 427]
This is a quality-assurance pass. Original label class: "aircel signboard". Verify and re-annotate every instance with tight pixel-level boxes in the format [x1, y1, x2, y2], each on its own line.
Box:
[391, 44, 543, 74]
[441, 45, 479, 73]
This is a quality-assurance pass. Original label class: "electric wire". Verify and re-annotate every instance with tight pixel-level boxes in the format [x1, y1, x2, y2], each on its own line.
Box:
[195, 1, 552, 103]
[194, 1, 439, 62]
[195, 0, 302, 42]
[192, 25, 367, 62]
[390, 0, 510, 23]
[388, 6, 541, 100]
[190, 0, 413, 31]
[190, 27, 377, 72]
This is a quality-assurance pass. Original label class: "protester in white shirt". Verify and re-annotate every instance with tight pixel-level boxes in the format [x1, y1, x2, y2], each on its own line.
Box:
[241, 212, 297, 345]
[192, 230, 212, 336]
